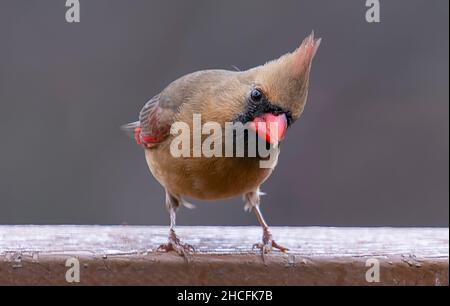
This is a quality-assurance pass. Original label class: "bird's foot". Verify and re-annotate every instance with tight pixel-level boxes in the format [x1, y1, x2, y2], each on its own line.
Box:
[253, 229, 289, 262]
[157, 229, 195, 259]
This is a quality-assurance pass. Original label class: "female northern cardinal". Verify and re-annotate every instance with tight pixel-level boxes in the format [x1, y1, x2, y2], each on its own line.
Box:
[123, 32, 320, 258]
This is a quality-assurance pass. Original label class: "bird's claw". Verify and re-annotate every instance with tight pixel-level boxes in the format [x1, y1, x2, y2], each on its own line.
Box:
[157, 230, 195, 259]
[252, 240, 289, 254]
[156, 242, 195, 254]
[253, 230, 289, 262]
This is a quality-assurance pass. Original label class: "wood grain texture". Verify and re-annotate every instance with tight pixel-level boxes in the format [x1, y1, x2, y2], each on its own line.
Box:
[0, 226, 448, 285]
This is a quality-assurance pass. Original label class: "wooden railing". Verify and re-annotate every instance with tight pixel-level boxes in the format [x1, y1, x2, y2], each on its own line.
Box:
[0, 226, 448, 285]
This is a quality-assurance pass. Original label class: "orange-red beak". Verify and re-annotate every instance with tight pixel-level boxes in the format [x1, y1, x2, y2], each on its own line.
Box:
[249, 113, 288, 144]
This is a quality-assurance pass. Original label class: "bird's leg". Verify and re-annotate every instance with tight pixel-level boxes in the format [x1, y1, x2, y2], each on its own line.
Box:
[244, 190, 289, 259]
[252, 205, 289, 254]
[157, 191, 195, 257]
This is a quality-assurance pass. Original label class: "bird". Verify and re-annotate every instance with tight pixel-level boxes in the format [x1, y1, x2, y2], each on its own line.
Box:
[122, 32, 321, 258]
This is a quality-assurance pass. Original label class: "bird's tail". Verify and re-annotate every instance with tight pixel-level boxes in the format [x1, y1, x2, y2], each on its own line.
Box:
[121, 121, 141, 144]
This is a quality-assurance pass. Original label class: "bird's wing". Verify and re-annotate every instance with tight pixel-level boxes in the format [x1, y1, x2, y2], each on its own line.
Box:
[122, 93, 183, 147]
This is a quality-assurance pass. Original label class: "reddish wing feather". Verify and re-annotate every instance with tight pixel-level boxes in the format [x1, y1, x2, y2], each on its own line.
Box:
[137, 94, 178, 147]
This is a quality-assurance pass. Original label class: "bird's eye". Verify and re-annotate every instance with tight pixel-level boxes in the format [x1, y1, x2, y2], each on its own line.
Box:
[250, 88, 263, 102]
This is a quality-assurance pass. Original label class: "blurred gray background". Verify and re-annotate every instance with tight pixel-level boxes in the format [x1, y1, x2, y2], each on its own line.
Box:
[0, 0, 448, 226]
